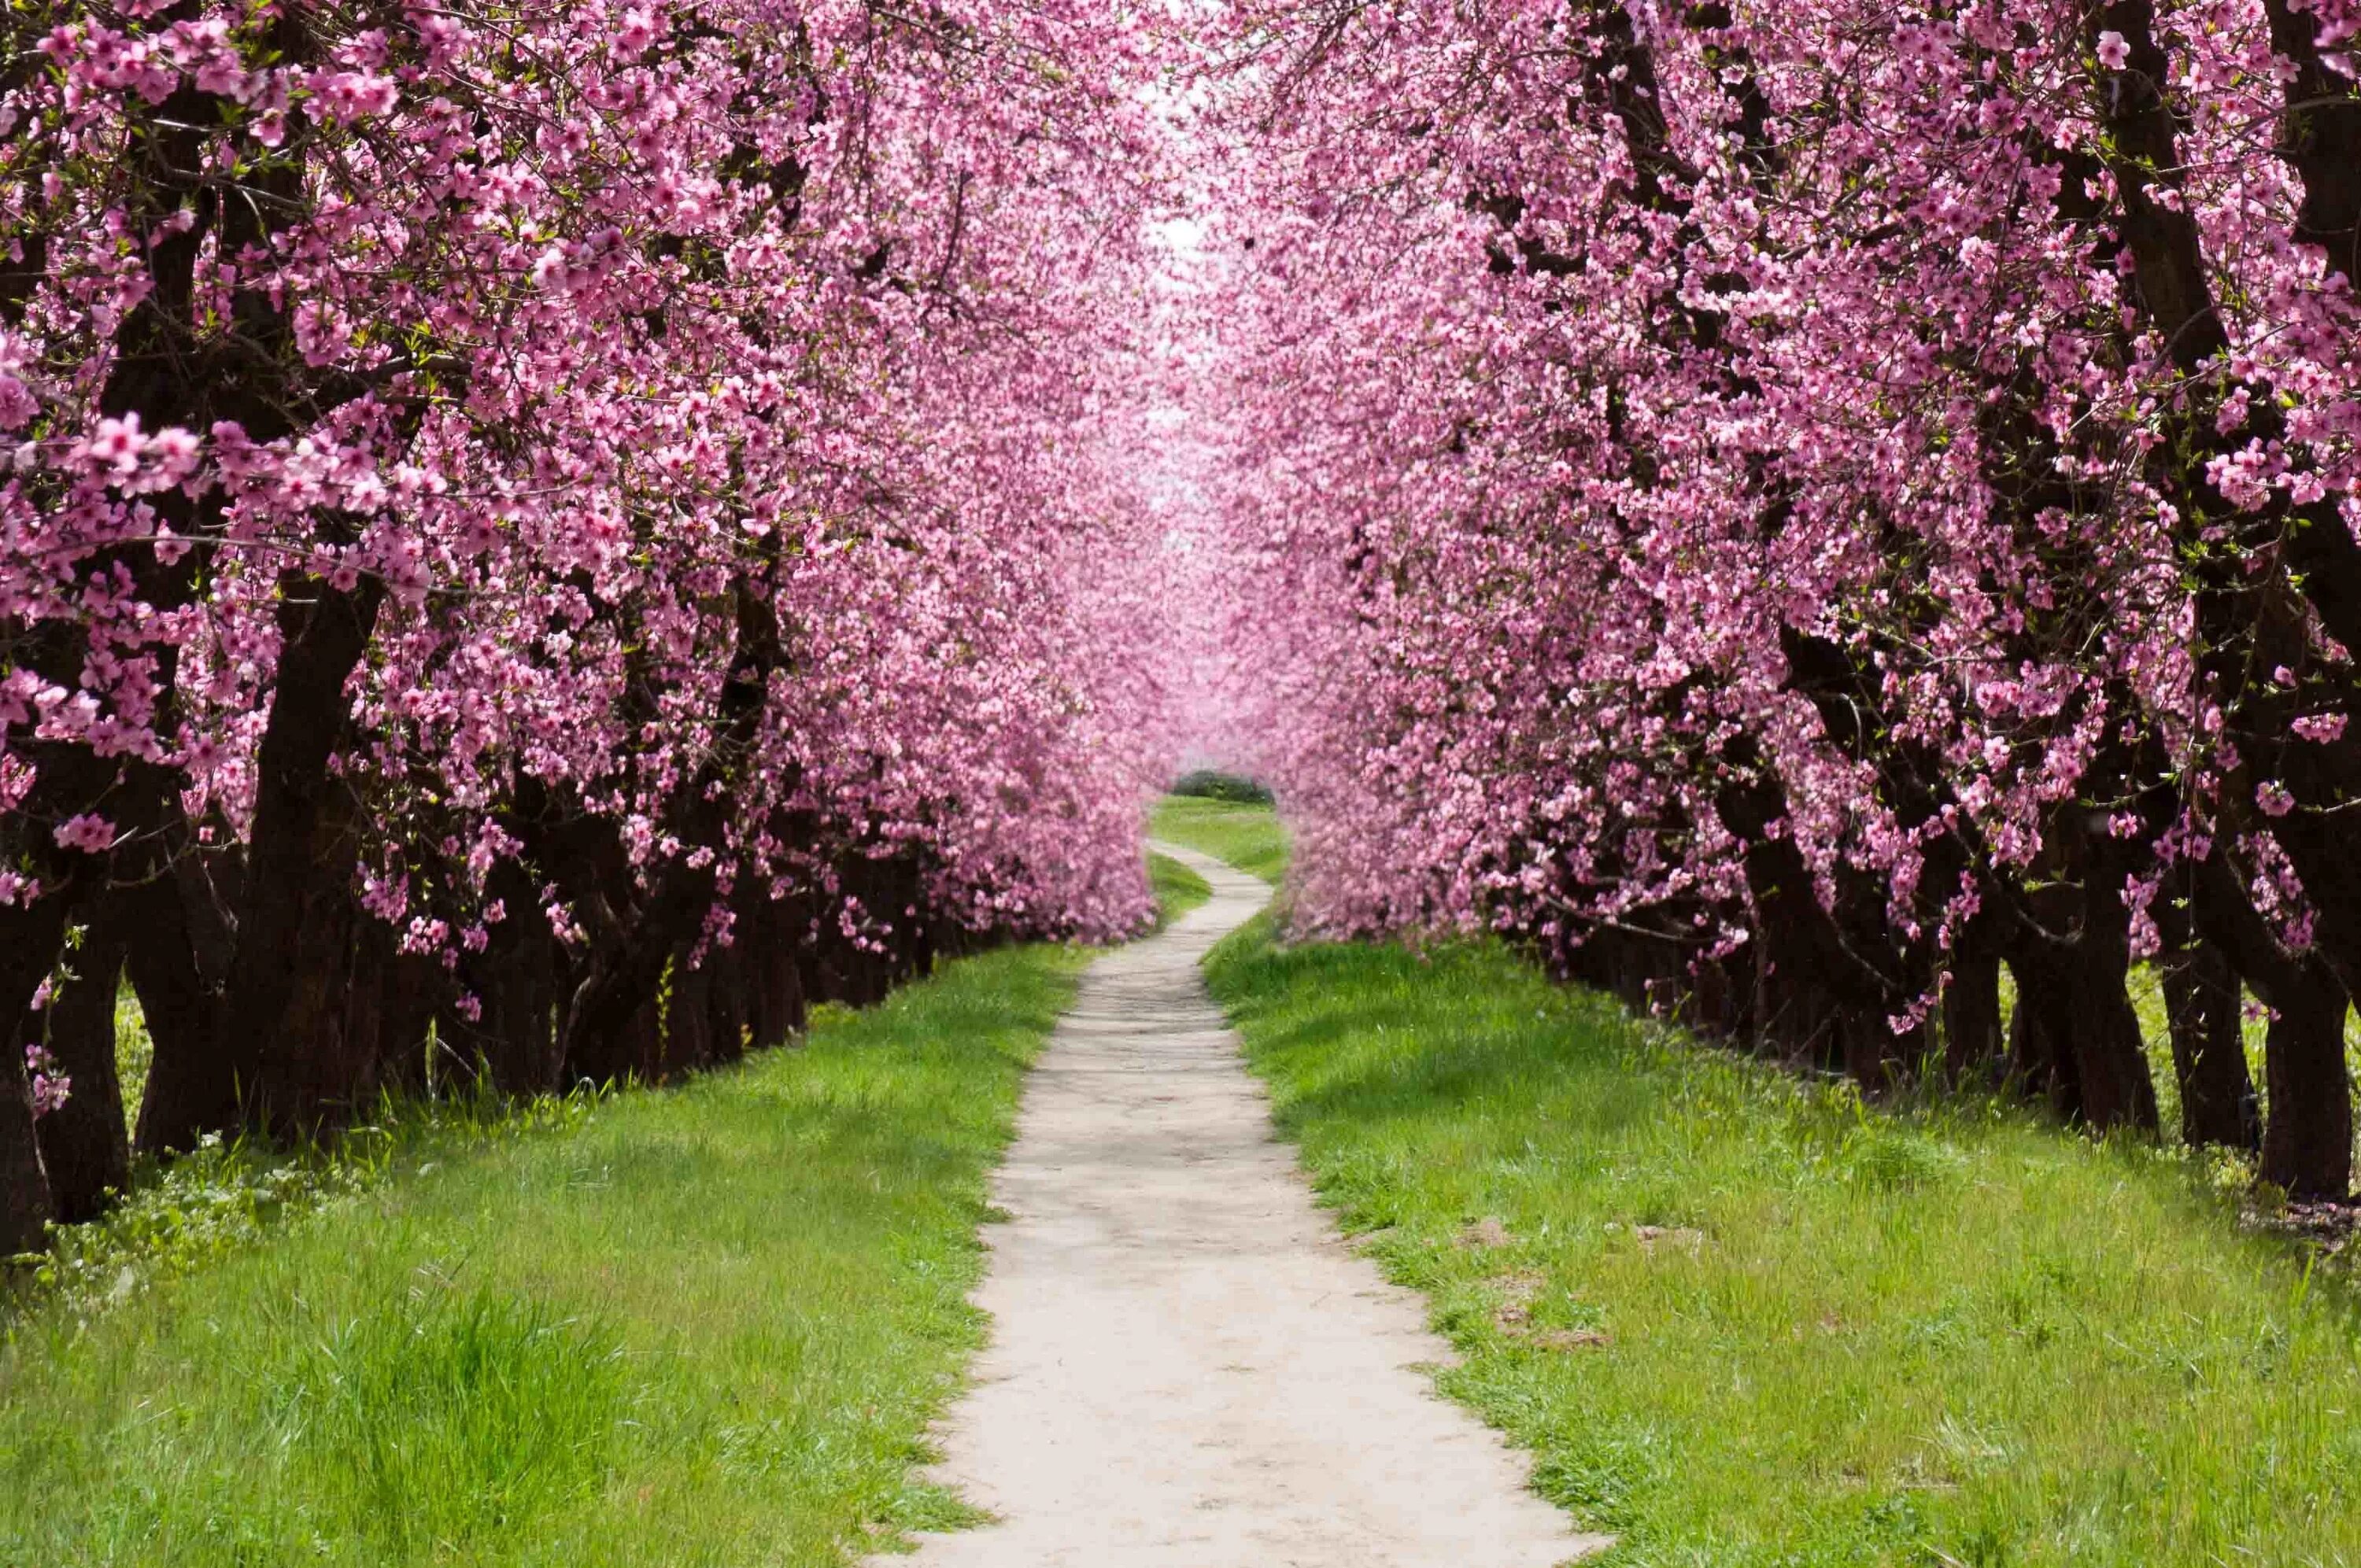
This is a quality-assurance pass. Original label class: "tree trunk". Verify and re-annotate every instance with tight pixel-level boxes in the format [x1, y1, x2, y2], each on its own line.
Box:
[2004, 832, 2160, 1134]
[703, 943, 748, 1067]
[442, 913, 560, 1096]
[1942, 946, 2004, 1088]
[1839, 1007, 1908, 1098]
[1, 894, 73, 1255]
[2012, 935, 2163, 1133]
[217, 577, 386, 1136]
[125, 858, 236, 1154]
[33, 912, 132, 1223]
[741, 887, 807, 1050]
[660, 954, 712, 1079]
[2064, 952, 2159, 1135]
[2007, 944, 2078, 1120]
[1, 1049, 54, 1258]
[2159, 941, 2262, 1153]
[2194, 851, 2353, 1197]
[2259, 964, 2353, 1200]
[2008, 936, 2159, 1132]
[349, 921, 434, 1104]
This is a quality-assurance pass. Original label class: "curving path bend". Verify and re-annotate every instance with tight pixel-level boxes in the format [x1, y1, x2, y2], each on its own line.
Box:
[877, 840, 1608, 1568]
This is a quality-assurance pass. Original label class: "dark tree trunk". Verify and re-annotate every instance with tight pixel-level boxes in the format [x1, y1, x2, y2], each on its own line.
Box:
[741, 887, 807, 1050]
[1942, 946, 2005, 1088]
[33, 911, 132, 1223]
[0, 898, 79, 1093]
[1716, 756, 1916, 1085]
[2006, 945, 2077, 1120]
[558, 579, 781, 1075]
[2011, 934, 2158, 1132]
[1, 895, 72, 1255]
[566, 983, 660, 1088]
[2258, 965, 2353, 1200]
[564, 909, 700, 1081]
[440, 886, 561, 1097]
[218, 577, 386, 1135]
[254, 850, 373, 1130]
[2001, 820, 2160, 1134]
[1, 1050, 55, 1258]
[1681, 951, 1742, 1040]
[2195, 852, 2353, 1197]
[703, 943, 748, 1067]
[2263, 0, 2361, 285]
[428, 854, 548, 1094]
[2259, 0, 2361, 645]
[1753, 945, 1842, 1068]
[661, 955, 713, 1079]
[121, 575, 386, 1148]
[2091, 0, 2361, 655]
[126, 858, 236, 1154]
[350, 922, 435, 1104]
[1839, 1007, 1909, 1098]
[2063, 949, 2159, 1135]
[2158, 940, 2262, 1153]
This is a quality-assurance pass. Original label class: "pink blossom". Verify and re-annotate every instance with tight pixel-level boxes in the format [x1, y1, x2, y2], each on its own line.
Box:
[2293, 714, 2348, 743]
[26, 1044, 69, 1116]
[53, 814, 115, 853]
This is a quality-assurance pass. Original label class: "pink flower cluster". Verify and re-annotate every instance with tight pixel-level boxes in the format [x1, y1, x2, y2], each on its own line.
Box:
[24, 1044, 67, 1118]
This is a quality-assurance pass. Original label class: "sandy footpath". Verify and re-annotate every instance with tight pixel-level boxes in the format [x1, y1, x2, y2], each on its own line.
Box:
[878, 841, 1608, 1568]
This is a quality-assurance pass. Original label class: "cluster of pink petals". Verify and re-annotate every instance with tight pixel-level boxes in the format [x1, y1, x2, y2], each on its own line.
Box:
[24, 1044, 67, 1117]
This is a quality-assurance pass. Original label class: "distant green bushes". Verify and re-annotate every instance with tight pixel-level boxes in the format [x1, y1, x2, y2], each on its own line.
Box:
[1168, 769, 1273, 804]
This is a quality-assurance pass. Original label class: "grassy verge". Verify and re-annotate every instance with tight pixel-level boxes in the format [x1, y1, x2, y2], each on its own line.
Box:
[1204, 918, 2361, 1566]
[1147, 795, 1288, 884]
[2, 939, 1092, 1566]
[1147, 850, 1211, 930]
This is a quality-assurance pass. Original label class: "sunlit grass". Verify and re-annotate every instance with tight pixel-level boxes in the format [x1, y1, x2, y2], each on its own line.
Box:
[111, 984, 151, 1138]
[2, 940, 1091, 1566]
[1147, 849, 1212, 932]
[1148, 795, 1288, 884]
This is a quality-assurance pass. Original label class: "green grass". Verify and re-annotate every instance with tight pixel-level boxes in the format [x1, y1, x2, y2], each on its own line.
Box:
[1, 939, 1090, 1566]
[1204, 918, 2361, 1567]
[113, 983, 151, 1134]
[1147, 850, 1211, 931]
[1148, 795, 1288, 884]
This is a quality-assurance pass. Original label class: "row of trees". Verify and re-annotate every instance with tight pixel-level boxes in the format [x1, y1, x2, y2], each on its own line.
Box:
[2, 0, 1175, 1253]
[1199, 0, 2361, 1194]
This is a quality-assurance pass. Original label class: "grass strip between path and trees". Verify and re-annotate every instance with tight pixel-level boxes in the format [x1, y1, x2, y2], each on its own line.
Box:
[1166, 800, 2361, 1567]
[2, 939, 1094, 1567]
[1146, 850, 1212, 930]
[1149, 796, 1288, 884]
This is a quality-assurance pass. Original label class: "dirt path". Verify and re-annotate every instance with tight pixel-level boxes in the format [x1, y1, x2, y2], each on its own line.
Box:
[881, 842, 1607, 1567]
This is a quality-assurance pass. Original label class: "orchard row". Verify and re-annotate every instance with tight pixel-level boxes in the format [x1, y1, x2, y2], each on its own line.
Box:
[2, 0, 1176, 1249]
[1203, 0, 2361, 1192]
